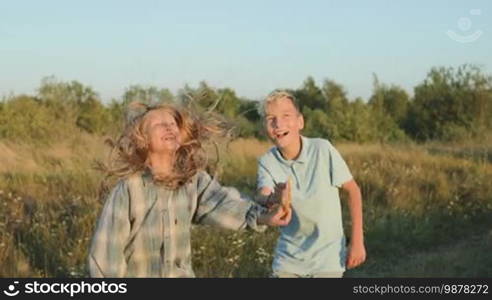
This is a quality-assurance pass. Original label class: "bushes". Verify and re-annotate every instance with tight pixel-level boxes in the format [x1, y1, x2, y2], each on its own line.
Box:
[405, 65, 492, 141]
[2, 65, 491, 145]
[0, 95, 80, 145]
[0, 79, 124, 145]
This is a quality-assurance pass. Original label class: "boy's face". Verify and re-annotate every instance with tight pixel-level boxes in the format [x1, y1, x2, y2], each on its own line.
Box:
[144, 109, 182, 154]
[264, 98, 304, 149]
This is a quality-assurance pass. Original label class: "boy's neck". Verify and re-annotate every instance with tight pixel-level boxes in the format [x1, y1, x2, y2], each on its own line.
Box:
[278, 136, 302, 161]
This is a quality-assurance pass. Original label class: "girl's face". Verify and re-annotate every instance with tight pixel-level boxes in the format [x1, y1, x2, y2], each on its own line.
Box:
[143, 109, 182, 154]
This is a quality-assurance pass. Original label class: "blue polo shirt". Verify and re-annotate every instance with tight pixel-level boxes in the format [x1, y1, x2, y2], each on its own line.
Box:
[257, 136, 353, 274]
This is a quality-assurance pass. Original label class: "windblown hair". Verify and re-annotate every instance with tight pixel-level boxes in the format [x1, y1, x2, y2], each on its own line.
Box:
[100, 102, 229, 189]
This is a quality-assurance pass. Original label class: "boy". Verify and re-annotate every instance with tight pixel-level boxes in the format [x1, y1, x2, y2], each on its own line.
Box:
[257, 90, 365, 278]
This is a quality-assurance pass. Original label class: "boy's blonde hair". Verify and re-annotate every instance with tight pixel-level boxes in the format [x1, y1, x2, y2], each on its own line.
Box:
[259, 90, 301, 118]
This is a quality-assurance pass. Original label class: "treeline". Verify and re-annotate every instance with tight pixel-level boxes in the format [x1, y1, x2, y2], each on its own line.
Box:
[1, 64, 491, 144]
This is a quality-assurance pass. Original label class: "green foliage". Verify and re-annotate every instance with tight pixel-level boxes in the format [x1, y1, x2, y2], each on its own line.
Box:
[238, 99, 261, 123]
[367, 76, 409, 142]
[178, 81, 217, 109]
[176, 82, 261, 138]
[1, 64, 491, 145]
[233, 116, 261, 138]
[342, 98, 378, 142]
[294, 76, 325, 110]
[369, 75, 410, 127]
[298, 78, 349, 140]
[0, 95, 79, 144]
[298, 77, 408, 142]
[405, 65, 492, 141]
[122, 85, 174, 105]
[322, 79, 349, 112]
[303, 107, 334, 138]
[216, 88, 240, 118]
[38, 76, 98, 122]
[76, 98, 113, 135]
[236, 99, 265, 139]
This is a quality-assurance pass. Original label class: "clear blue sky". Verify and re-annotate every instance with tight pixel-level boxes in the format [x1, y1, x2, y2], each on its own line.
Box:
[1, 0, 490, 102]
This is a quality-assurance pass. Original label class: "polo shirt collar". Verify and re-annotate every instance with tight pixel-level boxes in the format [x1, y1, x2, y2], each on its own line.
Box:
[274, 135, 308, 165]
[297, 136, 308, 163]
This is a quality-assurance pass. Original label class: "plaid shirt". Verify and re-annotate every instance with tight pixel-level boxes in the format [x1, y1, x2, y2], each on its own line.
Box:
[88, 170, 266, 278]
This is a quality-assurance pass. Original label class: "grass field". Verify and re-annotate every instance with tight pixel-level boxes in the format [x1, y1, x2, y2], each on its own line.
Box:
[1, 134, 491, 277]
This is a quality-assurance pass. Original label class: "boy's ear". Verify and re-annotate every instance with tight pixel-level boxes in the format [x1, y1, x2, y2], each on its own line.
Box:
[298, 114, 304, 130]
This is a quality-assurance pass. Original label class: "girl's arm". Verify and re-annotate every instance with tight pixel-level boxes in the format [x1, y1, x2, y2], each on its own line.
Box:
[192, 171, 264, 231]
[192, 171, 290, 230]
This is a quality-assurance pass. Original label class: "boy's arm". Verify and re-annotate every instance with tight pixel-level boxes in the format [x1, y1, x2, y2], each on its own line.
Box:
[342, 179, 366, 269]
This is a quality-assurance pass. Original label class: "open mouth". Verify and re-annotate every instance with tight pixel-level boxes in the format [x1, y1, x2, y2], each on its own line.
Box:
[275, 131, 289, 139]
[163, 135, 176, 141]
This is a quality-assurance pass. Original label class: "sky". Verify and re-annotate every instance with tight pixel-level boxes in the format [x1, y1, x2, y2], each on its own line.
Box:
[1, 0, 490, 102]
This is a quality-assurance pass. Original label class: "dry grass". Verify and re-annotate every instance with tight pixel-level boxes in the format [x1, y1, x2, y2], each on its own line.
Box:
[0, 136, 491, 277]
[0, 142, 39, 173]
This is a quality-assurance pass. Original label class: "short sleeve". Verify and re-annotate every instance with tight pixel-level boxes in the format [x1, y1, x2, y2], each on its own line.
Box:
[257, 161, 275, 191]
[327, 143, 353, 188]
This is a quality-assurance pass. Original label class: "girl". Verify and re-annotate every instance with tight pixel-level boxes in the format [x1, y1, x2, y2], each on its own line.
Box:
[88, 102, 290, 277]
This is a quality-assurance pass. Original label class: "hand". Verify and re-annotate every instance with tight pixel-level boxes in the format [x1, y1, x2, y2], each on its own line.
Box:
[258, 203, 292, 227]
[270, 179, 292, 211]
[346, 242, 366, 269]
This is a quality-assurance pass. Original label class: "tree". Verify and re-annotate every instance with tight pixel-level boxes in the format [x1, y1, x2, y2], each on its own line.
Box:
[405, 65, 492, 141]
[367, 75, 408, 142]
[303, 107, 335, 139]
[294, 77, 324, 111]
[38, 76, 98, 105]
[322, 79, 349, 112]
[216, 88, 240, 118]
[342, 98, 378, 143]
[177, 81, 218, 111]
[76, 97, 113, 134]
[238, 99, 261, 123]
[0, 95, 78, 143]
[37, 76, 99, 122]
[122, 85, 174, 106]
[368, 76, 409, 127]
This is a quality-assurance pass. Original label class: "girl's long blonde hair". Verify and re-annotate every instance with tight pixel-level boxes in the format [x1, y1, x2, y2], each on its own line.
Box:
[100, 101, 229, 189]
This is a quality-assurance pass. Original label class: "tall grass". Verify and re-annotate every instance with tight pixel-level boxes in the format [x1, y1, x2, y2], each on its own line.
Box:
[1, 136, 491, 277]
